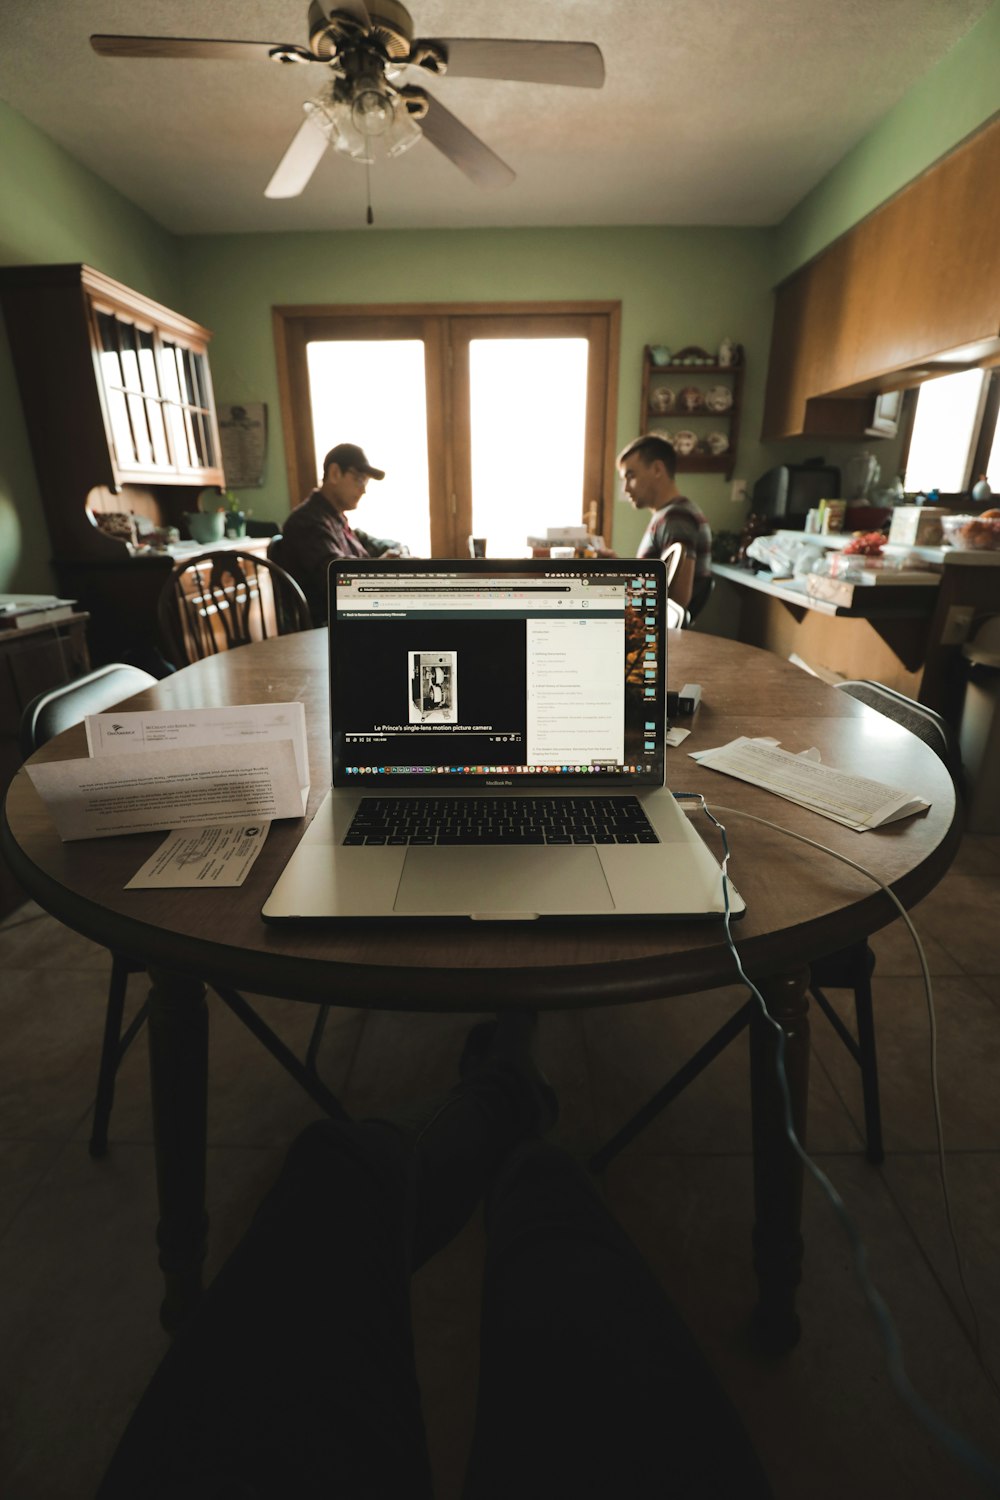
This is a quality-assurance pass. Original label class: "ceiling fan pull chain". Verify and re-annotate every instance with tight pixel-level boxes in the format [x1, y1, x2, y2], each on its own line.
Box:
[365, 158, 374, 224]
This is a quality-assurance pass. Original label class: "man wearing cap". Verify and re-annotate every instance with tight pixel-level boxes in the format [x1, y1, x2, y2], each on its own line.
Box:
[278, 443, 407, 624]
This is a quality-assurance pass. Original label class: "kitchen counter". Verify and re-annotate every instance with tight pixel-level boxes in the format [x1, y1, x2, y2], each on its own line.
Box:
[714, 543, 999, 724]
[766, 528, 1000, 568]
[713, 562, 939, 620]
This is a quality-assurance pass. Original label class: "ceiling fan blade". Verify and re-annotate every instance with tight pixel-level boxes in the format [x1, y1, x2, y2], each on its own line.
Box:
[416, 93, 515, 190]
[419, 39, 604, 88]
[90, 35, 314, 63]
[264, 112, 331, 199]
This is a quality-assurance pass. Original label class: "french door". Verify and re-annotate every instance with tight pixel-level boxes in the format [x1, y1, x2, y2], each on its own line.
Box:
[273, 302, 620, 556]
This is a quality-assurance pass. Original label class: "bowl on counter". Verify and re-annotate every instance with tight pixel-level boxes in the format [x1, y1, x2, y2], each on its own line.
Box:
[940, 513, 1000, 551]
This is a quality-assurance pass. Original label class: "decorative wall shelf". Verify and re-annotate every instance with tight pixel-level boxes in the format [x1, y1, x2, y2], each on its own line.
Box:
[640, 344, 744, 480]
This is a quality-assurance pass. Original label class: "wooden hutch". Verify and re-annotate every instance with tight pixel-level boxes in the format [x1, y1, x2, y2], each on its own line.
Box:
[0, 263, 261, 667]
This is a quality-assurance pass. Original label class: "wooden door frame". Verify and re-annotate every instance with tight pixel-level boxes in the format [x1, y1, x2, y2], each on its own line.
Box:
[272, 301, 621, 546]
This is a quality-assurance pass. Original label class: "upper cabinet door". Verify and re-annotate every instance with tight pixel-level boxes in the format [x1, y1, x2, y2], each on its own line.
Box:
[89, 296, 223, 486]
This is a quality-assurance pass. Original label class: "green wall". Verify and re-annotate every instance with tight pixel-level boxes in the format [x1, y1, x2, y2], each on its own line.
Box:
[178, 225, 775, 558]
[773, 0, 1000, 283]
[0, 99, 180, 591]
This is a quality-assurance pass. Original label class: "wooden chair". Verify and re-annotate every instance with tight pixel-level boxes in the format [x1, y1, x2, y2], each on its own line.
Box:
[20, 664, 346, 1154]
[686, 574, 715, 625]
[157, 550, 312, 667]
[804, 681, 964, 1163]
[661, 541, 683, 591]
[592, 681, 961, 1173]
[19, 664, 158, 1157]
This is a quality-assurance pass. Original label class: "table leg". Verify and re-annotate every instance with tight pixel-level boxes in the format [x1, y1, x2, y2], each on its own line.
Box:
[146, 966, 209, 1333]
[748, 966, 810, 1354]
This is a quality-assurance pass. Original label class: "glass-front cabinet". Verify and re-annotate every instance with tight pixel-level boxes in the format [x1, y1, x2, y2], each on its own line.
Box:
[0, 263, 229, 665]
[90, 299, 221, 482]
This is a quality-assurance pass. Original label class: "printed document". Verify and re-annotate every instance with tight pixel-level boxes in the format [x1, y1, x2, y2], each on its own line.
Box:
[126, 823, 271, 889]
[690, 736, 930, 831]
[26, 741, 304, 842]
[25, 703, 309, 842]
[85, 702, 309, 790]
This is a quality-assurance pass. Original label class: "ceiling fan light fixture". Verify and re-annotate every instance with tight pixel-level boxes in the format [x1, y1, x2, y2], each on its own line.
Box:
[352, 82, 394, 137]
[383, 99, 423, 157]
[307, 74, 420, 164]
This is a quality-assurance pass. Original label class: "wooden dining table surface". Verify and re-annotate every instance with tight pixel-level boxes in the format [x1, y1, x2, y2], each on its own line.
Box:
[2, 628, 960, 1345]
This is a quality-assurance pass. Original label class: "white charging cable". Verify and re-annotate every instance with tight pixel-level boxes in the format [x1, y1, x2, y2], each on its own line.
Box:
[673, 792, 1000, 1489]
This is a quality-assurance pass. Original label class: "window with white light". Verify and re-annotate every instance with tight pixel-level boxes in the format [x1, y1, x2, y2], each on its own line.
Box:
[903, 367, 999, 496]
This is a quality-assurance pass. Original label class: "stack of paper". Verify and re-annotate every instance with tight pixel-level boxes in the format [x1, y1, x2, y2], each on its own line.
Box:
[690, 736, 930, 831]
[0, 594, 78, 629]
[25, 703, 309, 842]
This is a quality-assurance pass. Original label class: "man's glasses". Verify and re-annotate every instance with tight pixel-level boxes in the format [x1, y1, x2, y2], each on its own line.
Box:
[347, 468, 369, 489]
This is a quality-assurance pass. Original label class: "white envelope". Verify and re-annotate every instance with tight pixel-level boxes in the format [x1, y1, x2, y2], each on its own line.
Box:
[27, 703, 310, 842]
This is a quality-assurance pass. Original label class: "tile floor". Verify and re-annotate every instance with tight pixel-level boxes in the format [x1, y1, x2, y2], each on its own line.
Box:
[2, 834, 999, 1498]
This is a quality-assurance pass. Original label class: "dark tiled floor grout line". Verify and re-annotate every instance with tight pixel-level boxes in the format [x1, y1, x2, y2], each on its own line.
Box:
[0, 1117, 93, 1249]
[871, 1160, 1000, 1384]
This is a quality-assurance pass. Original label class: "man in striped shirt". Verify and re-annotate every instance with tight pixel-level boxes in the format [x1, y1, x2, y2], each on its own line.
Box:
[616, 434, 712, 614]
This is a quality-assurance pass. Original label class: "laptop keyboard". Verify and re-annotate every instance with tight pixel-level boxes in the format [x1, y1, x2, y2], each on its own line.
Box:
[343, 796, 659, 846]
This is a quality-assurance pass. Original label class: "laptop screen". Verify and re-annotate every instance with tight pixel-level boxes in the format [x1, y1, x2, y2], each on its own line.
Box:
[328, 558, 666, 789]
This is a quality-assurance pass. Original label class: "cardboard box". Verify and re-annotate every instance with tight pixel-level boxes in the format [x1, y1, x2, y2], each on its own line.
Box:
[888, 506, 949, 546]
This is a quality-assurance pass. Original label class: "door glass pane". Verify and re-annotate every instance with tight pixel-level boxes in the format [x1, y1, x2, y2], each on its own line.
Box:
[148, 398, 169, 466]
[469, 339, 588, 557]
[119, 324, 141, 393]
[306, 340, 431, 556]
[96, 312, 123, 391]
[127, 393, 152, 467]
[107, 389, 136, 465]
[159, 343, 180, 402]
[137, 327, 160, 396]
[904, 368, 987, 493]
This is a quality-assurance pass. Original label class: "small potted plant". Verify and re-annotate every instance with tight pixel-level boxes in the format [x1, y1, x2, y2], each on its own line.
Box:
[221, 490, 251, 539]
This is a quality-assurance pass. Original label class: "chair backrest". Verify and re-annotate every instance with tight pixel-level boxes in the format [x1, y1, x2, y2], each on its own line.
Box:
[665, 597, 689, 630]
[686, 573, 715, 625]
[661, 541, 683, 590]
[157, 549, 313, 666]
[835, 679, 964, 794]
[19, 663, 158, 758]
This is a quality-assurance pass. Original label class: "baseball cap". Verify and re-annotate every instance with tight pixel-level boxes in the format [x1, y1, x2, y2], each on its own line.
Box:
[323, 443, 385, 481]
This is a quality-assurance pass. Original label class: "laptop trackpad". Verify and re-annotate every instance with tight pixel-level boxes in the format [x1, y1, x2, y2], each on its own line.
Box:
[393, 847, 614, 917]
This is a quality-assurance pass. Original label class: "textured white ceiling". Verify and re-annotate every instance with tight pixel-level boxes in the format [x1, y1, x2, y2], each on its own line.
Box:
[0, 0, 990, 234]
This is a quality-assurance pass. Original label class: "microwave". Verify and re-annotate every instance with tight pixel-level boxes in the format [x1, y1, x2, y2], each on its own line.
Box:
[751, 463, 841, 526]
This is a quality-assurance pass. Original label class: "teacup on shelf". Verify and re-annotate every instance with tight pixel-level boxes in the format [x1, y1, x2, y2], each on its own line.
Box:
[672, 430, 698, 456]
[650, 386, 675, 414]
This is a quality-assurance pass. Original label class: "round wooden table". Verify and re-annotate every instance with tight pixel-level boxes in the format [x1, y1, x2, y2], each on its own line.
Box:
[3, 630, 959, 1345]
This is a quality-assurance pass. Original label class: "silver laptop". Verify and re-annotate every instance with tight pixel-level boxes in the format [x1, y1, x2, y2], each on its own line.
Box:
[262, 557, 742, 921]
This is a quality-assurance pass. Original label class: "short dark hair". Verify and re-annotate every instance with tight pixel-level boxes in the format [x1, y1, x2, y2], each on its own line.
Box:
[617, 434, 677, 479]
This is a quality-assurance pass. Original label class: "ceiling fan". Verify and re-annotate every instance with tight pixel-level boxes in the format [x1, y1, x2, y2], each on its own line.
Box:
[90, 0, 605, 202]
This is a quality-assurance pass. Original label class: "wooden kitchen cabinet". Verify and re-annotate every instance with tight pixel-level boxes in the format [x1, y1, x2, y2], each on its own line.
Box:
[762, 115, 1000, 439]
[0, 264, 228, 665]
